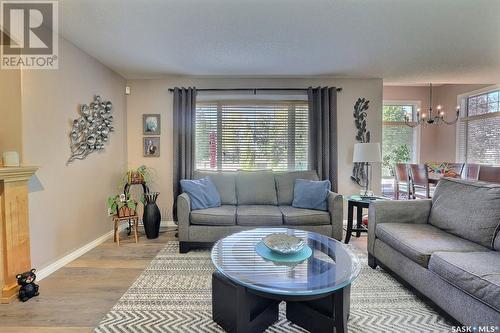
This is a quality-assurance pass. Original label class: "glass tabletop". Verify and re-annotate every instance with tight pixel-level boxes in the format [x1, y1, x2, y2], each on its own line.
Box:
[347, 195, 388, 203]
[211, 228, 361, 296]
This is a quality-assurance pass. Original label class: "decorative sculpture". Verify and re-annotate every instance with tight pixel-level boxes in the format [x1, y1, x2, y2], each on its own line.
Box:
[68, 95, 114, 164]
[351, 98, 370, 187]
[16, 268, 39, 302]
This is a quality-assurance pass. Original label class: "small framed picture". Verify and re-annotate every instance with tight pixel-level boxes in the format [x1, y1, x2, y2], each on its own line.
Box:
[143, 137, 160, 157]
[143, 114, 161, 135]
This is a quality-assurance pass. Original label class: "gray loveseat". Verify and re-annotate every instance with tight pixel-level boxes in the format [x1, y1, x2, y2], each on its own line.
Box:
[177, 170, 343, 253]
[368, 178, 500, 325]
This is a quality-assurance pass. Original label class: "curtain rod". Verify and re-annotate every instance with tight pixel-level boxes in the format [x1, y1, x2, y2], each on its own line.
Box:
[167, 87, 342, 93]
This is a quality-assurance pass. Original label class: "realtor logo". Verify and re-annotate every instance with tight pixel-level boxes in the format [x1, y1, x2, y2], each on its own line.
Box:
[1, 0, 58, 69]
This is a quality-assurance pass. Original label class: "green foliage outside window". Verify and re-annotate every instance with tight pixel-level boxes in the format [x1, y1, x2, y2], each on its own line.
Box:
[382, 105, 414, 177]
[382, 144, 411, 177]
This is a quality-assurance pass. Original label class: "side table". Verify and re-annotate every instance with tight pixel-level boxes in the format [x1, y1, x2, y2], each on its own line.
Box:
[112, 214, 139, 246]
[344, 195, 388, 244]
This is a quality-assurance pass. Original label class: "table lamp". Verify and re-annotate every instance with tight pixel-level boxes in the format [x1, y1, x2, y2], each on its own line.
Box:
[353, 143, 381, 197]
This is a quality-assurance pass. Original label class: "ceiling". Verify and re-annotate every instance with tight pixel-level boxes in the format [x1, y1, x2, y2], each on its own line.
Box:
[58, 0, 500, 83]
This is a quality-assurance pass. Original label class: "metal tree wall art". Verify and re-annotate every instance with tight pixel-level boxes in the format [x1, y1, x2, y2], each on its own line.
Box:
[67, 95, 114, 164]
[351, 98, 370, 187]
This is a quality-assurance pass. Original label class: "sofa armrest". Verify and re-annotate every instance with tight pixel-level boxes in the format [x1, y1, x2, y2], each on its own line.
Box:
[367, 199, 432, 255]
[327, 191, 343, 241]
[177, 193, 191, 241]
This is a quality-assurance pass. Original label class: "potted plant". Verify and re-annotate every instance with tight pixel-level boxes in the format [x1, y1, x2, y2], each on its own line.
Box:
[124, 165, 152, 185]
[107, 193, 137, 217]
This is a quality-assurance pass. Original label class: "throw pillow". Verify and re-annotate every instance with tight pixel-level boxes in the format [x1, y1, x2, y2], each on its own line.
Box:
[292, 179, 331, 211]
[180, 176, 221, 210]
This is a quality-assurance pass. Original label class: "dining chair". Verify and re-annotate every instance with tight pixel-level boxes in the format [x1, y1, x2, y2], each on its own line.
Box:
[463, 163, 480, 181]
[409, 164, 432, 199]
[478, 165, 500, 183]
[445, 163, 465, 178]
[393, 163, 411, 200]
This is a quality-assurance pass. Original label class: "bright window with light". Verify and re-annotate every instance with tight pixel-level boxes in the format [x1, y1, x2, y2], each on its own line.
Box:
[195, 101, 308, 171]
[457, 89, 500, 165]
[382, 104, 418, 177]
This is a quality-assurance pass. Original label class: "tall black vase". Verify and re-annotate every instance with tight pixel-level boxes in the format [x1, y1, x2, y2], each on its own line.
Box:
[143, 192, 161, 239]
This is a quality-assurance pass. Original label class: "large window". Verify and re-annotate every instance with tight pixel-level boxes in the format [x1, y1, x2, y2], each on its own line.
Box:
[195, 101, 308, 171]
[457, 89, 500, 165]
[382, 103, 418, 177]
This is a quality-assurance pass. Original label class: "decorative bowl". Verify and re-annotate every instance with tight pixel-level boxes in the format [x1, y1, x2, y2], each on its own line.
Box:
[262, 233, 305, 254]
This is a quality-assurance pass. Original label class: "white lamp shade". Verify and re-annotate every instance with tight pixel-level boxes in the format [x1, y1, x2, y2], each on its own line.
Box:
[353, 143, 381, 163]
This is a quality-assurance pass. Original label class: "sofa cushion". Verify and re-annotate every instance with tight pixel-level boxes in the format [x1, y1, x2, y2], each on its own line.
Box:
[236, 171, 277, 205]
[180, 177, 221, 210]
[190, 205, 236, 226]
[237, 205, 282, 226]
[428, 251, 500, 311]
[428, 178, 500, 249]
[292, 179, 330, 211]
[279, 206, 330, 225]
[193, 171, 237, 205]
[275, 171, 319, 205]
[376, 223, 488, 267]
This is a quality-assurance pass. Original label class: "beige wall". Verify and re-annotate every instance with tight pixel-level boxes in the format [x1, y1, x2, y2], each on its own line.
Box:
[383, 85, 438, 162]
[0, 69, 23, 163]
[20, 36, 127, 269]
[126, 77, 383, 220]
[434, 84, 490, 161]
[383, 84, 488, 163]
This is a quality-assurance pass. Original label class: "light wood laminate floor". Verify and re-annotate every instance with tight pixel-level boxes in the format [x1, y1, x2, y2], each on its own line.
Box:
[0, 227, 367, 332]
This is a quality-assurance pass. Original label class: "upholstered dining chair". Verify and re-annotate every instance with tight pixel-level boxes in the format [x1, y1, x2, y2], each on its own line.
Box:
[463, 163, 480, 181]
[393, 163, 411, 200]
[478, 165, 500, 183]
[444, 163, 465, 178]
[409, 164, 433, 199]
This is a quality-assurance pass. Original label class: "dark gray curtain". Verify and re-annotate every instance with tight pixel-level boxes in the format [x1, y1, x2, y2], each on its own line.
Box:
[172, 87, 197, 220]
[308, 87, 338, 192]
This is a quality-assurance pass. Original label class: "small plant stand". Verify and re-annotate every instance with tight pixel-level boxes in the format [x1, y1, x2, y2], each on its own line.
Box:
[112, 214, 139, 246]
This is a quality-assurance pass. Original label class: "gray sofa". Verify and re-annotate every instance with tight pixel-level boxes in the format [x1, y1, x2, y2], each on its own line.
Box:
[368, 178, 500, 326]
[177, 170, 343, 253]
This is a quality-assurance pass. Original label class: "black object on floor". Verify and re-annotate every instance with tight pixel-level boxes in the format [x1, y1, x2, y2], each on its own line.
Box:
[16, 268, 39, 302]
[143, 192, 161, 239]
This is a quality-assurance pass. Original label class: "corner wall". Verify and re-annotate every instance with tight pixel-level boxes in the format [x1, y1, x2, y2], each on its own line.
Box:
[20, 36, 128, 269]
[0, 69, 22, 163]
[434, 84, 490, 161]
[126, 77, 383, 219]
[383, 84, 489, 163]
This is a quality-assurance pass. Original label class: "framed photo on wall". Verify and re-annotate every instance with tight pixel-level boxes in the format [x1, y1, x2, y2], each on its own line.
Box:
[143, 114, 161, 135]
[143, 137, 160, 157]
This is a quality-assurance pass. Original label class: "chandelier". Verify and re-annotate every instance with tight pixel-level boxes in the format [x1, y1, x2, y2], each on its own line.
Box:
[405, 83, 459, 128]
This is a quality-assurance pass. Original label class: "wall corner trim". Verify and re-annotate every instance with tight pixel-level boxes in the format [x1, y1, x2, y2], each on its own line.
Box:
[36, 226, 126, 281]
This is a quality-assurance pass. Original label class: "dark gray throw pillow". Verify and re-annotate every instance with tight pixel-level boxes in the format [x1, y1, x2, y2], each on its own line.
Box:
[428, 178, 500, 249]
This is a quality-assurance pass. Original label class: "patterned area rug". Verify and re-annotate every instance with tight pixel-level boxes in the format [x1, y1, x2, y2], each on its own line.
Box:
[94, 241, 452, 332]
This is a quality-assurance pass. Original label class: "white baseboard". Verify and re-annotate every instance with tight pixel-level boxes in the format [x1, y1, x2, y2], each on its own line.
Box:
[137, 220, 176, 227]
[36, 220, 176, 281]
[36, 225, 127, 281]
[161, 220, 176, 227]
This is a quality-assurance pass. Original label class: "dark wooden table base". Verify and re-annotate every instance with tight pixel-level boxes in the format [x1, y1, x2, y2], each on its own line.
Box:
[344, 199, 369, 244]
[212, 271, 350, 333]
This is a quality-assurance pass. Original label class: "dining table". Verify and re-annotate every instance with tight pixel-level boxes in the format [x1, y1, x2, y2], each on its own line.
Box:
[428, 173, 442, 185]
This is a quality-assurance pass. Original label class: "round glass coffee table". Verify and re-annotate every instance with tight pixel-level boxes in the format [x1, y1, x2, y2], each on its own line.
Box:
[211, 228, 361, 333]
